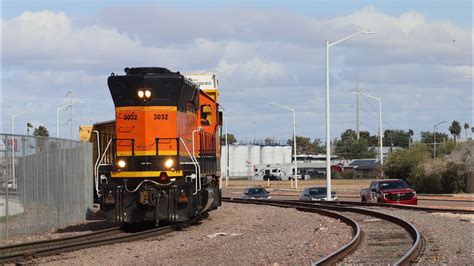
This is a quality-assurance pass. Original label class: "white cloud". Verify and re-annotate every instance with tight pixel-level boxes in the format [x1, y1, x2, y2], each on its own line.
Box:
[1, 6, 472, 141]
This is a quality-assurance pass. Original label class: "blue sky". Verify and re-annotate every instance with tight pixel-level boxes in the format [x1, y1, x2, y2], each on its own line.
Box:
[3, 0, 472, 26]
[1, 0, 473, 142]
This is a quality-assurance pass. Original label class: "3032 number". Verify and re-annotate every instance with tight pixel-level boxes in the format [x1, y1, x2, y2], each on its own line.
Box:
[154, 114, 168, 120]
[123, 114, 137, 120]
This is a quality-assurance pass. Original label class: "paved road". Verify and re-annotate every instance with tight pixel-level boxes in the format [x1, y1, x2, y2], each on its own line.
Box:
[222, 188, 474, 209]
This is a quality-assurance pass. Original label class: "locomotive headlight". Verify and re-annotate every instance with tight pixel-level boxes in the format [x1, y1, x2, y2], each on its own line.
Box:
[117, 160, 126, 168]
[145, 90, 152, 98]
[165, 158, 174, 168]
[137, 90, 145, 98]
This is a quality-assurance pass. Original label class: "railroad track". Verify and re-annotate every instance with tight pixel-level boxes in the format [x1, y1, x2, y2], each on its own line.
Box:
[307, 199, 474, 214]
[223, 197, 423, 265]
[0, 224, 180, 264]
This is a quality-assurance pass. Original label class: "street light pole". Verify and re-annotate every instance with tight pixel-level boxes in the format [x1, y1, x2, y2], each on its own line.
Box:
[56, 104, 71, 138]
[12, 110, 34, 135]
[270, 103, 298, 189]
[433, 121, 447, 158]
[358, 92, 383, 165]
[325, 30, 374, 201]
[11, 110, 34, 190]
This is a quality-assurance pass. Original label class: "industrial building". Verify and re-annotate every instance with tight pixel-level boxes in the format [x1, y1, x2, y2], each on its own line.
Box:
[220, 144, 292, 177]
[221, 145, 384, 179]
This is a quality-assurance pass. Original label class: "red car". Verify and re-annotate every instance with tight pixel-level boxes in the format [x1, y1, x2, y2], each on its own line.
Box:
[360, 179, 417, 205]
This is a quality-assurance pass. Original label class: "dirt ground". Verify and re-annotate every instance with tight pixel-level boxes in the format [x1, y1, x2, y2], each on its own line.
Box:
[29, 203, 352, 265]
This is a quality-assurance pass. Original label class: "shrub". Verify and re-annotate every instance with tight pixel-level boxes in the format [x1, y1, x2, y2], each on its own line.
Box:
[441, 162, 467, 193]
[384, 144, 430, 181]
[408, 163, 443, 193]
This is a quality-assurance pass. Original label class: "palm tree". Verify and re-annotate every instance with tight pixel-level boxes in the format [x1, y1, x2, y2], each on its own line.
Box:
[449, 120, 461, 142]
[33, 125, 50, 137]
[464, 123, 470, 140]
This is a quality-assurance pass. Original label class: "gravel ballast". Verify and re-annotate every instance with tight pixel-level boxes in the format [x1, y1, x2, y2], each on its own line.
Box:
[368, 207, 474, 265]
[28, 202, 352, 265]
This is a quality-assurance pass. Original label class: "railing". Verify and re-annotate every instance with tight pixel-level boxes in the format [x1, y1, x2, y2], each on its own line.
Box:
[179, 138, 200, 195]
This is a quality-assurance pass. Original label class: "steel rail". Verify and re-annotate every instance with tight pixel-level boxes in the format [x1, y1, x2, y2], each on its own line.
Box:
[0, 225, 177, 264]
[0, 226, 121, 256]
[301, 199, 474, 214]
[222, 197, 423, 265]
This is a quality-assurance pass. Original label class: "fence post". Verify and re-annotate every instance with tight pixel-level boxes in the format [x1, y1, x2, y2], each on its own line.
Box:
[4, 134, 9, 239]
[22, 136, 27, 236]
[35, 136, 40, 234]
[46, 137, 51, 230]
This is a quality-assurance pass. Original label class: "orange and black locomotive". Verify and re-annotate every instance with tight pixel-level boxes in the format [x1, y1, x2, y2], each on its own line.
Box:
[94, 67, 222, 224]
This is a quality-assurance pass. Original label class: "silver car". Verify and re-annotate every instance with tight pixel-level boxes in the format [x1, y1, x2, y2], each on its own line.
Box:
[300, 187, 337, 201]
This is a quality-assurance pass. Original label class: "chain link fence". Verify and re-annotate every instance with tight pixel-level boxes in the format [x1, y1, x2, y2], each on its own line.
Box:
[0, 134, 93, 240]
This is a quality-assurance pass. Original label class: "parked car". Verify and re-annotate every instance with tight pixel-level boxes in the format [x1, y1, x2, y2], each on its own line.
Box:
[263, 174, 281, 181]
[289, 174, 304, 180]
[242, 187, 271, 199]
[360, 179, 417, 205]
[300, 187, 337, 201]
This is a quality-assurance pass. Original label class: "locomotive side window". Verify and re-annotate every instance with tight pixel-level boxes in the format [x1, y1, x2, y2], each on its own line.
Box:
[201, 105, 213, 126]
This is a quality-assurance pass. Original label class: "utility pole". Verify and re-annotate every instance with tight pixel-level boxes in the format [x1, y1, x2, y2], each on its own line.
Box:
[358, 91, 383, 165]
[356, 75, 360, 140]
[433, 121, 447, 159]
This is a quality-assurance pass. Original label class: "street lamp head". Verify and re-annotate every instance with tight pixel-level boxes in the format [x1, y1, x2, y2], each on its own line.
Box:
[269, 102, 294, 112]
[434, 121, 448, 128]
[363, 30, 376, 34]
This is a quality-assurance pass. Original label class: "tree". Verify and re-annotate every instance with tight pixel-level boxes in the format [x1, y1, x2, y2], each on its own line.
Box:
[449, 120, 461, 142]
[287, 136, 325, 154]
[464, 123, 470, 140]
[311, 138, 325, 154]
[334, 129, 376, 160]
[383, 129, 411, 148]
[33, 126, 50, 137]
[221, 133, 237, 144]
[359, 131, 378, 146]
[264, 138, 276, 145]
[383, 144, 429, 181]
[420, 131, 449, 144]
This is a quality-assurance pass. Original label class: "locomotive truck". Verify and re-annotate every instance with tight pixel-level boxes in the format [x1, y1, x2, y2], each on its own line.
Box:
[81, 67, 222, 224]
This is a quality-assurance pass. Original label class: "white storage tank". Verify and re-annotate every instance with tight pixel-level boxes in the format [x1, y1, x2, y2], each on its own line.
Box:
[273, 146, 284, 164]
[261, 146, 274, 164]
[231, 145, 249, 177]
[249, 145, 261, 166]
[283, 146, 292, 163]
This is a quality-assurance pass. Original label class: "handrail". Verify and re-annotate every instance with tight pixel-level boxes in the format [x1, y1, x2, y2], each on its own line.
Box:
[179, 138, 200, 195]
[192, 129, 203, 192]
[95, 139, 113, 198]
[93, 130, 101, 196]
